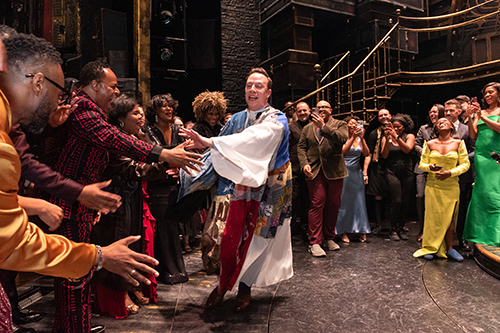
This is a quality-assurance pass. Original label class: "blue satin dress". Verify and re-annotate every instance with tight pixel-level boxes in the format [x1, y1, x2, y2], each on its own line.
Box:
[336, 138, 371, 234]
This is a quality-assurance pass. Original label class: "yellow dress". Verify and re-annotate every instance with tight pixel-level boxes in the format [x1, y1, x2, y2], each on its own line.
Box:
[0, 89, 96, 278]
[413, 141, 470, 258]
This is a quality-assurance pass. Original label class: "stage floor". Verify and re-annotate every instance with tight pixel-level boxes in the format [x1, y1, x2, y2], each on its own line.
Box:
[23, 222, 500, 332]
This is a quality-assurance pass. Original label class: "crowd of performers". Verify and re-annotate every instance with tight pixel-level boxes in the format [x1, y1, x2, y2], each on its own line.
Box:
[1, 26, 500, 333]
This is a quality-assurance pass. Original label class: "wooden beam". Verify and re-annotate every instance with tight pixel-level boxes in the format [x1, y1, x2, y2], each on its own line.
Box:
[133, 0, 151, 105]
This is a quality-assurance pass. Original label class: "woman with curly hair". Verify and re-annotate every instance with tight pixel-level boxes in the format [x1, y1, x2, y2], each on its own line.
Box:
[143, 94, 188, 284]
[192, 90, 227, 140]
[91, 95, 169, 317]
[381, 113, 415, 241]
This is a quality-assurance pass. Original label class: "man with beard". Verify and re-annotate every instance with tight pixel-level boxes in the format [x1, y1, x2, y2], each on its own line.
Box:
[34, 58, 202, 332]
[297, 100, 348, 257]
[0, 33, 164, 333]
[0, 26, 124, 333]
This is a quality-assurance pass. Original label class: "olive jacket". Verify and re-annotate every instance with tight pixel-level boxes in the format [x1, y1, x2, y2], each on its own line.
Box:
[297, 116, 349, 180]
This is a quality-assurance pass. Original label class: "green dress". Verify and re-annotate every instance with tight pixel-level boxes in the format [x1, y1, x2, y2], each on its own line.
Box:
[464, 115, 500, 246]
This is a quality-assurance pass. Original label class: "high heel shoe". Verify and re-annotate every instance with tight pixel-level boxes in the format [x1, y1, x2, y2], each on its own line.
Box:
[341, 234, 350, 243]
[132, 291, 150, 305]
[205, 287, 226, 309]
[359, 234, 366, 243]
[126, 303, 139, 315]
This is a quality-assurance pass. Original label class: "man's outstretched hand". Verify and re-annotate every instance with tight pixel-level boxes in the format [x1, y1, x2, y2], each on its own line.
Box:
[101, 235, 159, 287]
[78, 180, 122, 214]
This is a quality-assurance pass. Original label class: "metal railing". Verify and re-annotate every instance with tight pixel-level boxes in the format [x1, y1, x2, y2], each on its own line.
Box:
[282, 0, 500, 122]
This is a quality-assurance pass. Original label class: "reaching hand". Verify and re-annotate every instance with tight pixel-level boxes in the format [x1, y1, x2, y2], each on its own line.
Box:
[101, 235, 159, 287]
[166, 167, 180, 178]
[159, 141, 204, 175]
[179, 128, 213, 150]
[38, 200, 64, 231]
[78, 180, 122, 215]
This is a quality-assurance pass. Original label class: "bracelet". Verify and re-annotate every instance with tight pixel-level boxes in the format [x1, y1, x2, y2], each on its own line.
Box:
[95, 245, 103, 271]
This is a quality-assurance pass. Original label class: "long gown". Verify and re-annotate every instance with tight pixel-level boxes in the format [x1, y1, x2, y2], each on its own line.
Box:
[464, 115, 500, 246]
[335, 138, 371, 234]
[413, 141, 469, 258]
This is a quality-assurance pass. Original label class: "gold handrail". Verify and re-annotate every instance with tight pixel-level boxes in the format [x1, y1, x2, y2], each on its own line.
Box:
[282, 22, 399, 112]
[404, 10, 499, 32]
[400, 0, 497, 21]
[320, 51, 350, 83]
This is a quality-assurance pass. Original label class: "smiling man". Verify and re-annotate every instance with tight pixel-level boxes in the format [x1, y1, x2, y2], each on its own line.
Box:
[0, 33, 167, 333]
[35, 59, 202, 333]
[297, 100, 348, 257]
[180, 67, 293, 312]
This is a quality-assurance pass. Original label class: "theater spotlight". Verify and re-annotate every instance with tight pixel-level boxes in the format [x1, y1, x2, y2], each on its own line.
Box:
[160, 46, 174, 62]
[160, 9, 174, 26]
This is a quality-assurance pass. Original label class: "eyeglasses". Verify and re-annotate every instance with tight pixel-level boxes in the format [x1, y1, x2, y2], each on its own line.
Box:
[25, 73, 71, 104]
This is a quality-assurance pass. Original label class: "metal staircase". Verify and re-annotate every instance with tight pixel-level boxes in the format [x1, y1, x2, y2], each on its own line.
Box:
[291, 0, 500, 123]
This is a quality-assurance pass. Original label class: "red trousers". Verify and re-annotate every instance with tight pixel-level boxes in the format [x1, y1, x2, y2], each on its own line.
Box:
[307, 172, 343, 244]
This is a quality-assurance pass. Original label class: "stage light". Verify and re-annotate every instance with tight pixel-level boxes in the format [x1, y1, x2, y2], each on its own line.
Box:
[160, 47, 174, 62]
[160, 10, 174, 26]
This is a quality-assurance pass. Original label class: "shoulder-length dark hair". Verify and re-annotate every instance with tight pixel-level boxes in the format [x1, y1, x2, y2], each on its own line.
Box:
[108, 95, 138, 127]
[427, 104, 444, 126]
[145, 93, 178, 124]
[481, 82, 500, 108]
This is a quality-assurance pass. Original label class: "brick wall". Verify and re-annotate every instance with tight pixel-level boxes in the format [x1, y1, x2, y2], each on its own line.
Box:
[220, 0, 260, 113]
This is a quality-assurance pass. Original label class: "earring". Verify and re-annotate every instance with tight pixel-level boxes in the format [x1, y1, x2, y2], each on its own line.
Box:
[119, 120, 124, 128]
[155, 114, 159, 123]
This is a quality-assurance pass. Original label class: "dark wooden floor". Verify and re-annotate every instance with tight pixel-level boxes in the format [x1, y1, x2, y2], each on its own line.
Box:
[22, 221, 500, 332]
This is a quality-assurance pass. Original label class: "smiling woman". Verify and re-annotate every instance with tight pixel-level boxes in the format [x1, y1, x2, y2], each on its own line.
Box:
[464, 82, 500, 247]
[414, 116, 469, 261]
[92, 95, 168, 318]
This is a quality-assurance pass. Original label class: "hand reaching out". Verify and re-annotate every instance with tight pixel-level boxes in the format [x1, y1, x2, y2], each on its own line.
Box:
[159, 141, 204, 175]
[78, 180, 122, 214]
[101, 235, 159, 287]
[179, 128, 213, 150]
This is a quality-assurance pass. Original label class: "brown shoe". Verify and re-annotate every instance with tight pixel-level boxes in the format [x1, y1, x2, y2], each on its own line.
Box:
[205, 287, 225, 309]
[235, 289, 251, 312]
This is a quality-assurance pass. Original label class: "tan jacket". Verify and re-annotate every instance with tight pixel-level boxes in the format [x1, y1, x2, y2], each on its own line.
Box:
[297, 116, 349, 180]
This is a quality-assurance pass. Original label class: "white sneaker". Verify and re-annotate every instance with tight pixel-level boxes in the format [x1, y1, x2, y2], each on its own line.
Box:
[309, 244, 326, 257]
[327, 239, 340, 251]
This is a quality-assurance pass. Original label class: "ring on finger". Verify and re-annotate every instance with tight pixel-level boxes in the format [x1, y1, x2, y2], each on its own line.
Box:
[130, 269, 136, 275]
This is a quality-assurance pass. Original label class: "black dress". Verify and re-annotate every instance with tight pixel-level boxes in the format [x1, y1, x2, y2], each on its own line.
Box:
[143, 124, 188, 284]
[384, 132, 415, 232]
[90, 151, 168, 291]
